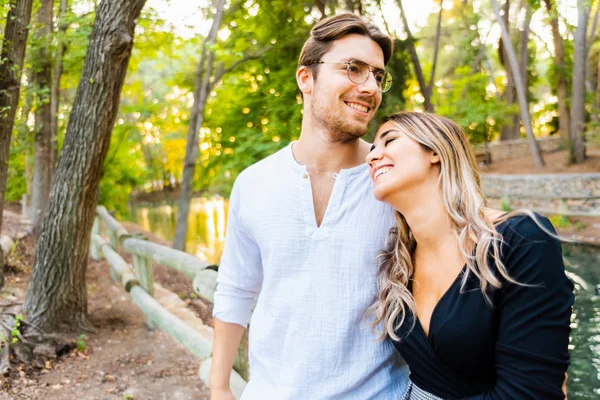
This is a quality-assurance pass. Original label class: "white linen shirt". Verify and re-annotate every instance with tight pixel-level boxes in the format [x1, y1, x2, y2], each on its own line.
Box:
[213, 143, 409, 399]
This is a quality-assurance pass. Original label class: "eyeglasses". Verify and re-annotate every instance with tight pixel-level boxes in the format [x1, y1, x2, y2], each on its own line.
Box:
[307, 59, 393, 93]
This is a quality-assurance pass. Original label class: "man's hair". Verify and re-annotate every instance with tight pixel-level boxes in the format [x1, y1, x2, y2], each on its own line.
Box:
[298, 13, 393, 80]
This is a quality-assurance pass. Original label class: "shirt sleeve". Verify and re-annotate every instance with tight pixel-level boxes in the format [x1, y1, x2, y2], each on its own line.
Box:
[463, 216, 574, 400]
[212, 175, 263, 328]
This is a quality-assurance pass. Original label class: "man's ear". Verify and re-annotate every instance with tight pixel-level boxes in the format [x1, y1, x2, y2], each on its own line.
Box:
[296, 66, 313, 95]
[431, 151, 440, 164]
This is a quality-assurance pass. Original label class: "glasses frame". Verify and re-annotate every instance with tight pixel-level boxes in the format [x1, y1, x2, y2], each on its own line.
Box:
[307, 59, 393, 93]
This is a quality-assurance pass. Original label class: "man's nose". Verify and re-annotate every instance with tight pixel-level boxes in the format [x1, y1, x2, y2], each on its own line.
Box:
[358, 72, 380, 95]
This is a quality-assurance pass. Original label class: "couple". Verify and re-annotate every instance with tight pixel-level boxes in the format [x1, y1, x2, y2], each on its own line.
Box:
[209, 13, 574, 400]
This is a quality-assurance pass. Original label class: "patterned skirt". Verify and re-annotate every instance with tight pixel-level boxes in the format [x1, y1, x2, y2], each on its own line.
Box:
[401, 379, 446, 400]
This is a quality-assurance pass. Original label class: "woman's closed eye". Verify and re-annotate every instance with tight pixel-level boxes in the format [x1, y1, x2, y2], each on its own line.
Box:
[384, 137, 396, 146]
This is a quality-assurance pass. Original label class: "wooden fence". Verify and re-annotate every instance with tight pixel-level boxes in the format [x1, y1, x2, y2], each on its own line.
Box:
[91, 206, 247, 398]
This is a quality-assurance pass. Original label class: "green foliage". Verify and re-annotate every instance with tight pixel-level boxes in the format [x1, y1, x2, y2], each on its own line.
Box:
[5, 314, 24, 345]
[548, 214, 571, 228]
[6, 142, 27, 202]
[500, 197, 512, 212]
[437, 66, 514, 144]
[77, 334, 87, 353]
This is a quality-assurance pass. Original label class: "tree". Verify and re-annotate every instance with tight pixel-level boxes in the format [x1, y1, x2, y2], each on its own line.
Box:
[30, 0, 53, 234]
[51, 0, 69, 171]
[0, 0, 35, 289]
[491, 0, 544, 167]
[570, 0, 587, 163]
[395, 0, 438, 112]
[173, 0, 272, 251]
[23, 0, 148, 331]
[173, 0, 225, 252]
[543, 0, 571, 143]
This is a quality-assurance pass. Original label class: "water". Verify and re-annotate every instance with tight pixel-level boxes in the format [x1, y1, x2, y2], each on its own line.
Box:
[126, 198, 600, 398]
[126, 196, 228, 265]
[563, 245, 600, 399]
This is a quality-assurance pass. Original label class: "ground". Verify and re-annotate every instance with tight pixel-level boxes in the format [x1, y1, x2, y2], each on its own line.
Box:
[0, 147, 599, 399]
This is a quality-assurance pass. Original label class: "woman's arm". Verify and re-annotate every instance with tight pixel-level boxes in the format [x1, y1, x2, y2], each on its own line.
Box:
[463, 216, 574, 400]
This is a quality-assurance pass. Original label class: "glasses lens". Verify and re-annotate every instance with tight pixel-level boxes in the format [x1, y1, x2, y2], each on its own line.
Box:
[347, 61, 370, 84]
[382, 73, 393, 93]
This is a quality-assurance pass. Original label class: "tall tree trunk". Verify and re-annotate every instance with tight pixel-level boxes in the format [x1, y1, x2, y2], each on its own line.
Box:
[173, 0, 225, 251]
[428, 0, 443, 98]
[594, 57, 600, 125]
[499, 0, 519, 140]
[30, 0, 54, 235]
[396, 0, 433, 111]
[570, 0, 587, 164]
[0, 0, 35, 289]
[511, 3, 532, 140]
[492, 0, 544, 167]
[543, 0, 571, 142]
[586, 1, 600, 93]
[23, 0, 148, 332]
[51, 0, 69, 173]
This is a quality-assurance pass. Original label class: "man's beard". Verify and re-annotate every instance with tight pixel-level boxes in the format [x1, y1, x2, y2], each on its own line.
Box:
[311, 96, 371, 144]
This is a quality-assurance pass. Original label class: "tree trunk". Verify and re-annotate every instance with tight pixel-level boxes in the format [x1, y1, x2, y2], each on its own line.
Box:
[491, 0, 544, 167]
[543, 0, 571, 142]
[0, 0, 35, 289]
[396, 0, 433, 111]
[512, 3, 532, 140]
[50, 0, 69, 174]
[570, 0, 587, 164]
[173, 0, 225, 251]
[30, 0, 54, 235]
[428, 0, 443, 98]
[499, 0, 519, 141]
[586, 2, 600, 94]
[594, 57, 600, 125]
[23, 0, 148, 332]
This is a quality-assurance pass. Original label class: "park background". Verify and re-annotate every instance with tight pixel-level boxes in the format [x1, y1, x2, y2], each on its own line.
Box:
[1, 0, 599, 398]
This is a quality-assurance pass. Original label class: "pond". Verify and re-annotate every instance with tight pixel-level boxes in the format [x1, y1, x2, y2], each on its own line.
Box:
[126, 197, 600, 398]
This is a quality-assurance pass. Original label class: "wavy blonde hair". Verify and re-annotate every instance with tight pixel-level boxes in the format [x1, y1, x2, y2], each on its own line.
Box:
[367, 112, 546, 341]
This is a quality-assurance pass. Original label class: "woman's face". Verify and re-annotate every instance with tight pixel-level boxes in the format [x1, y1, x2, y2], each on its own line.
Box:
[366, 120, 439, 202]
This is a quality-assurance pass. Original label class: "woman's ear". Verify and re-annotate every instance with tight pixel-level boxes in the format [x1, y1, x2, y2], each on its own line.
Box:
[296, 66, 313, 95]
[431, 151, 440, 164]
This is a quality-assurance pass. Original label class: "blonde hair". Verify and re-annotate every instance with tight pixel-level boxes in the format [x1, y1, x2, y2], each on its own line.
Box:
[368, 112, 550, 341]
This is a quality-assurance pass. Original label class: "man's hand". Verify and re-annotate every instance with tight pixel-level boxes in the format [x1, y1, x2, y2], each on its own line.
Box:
[210, 387, 236, 400]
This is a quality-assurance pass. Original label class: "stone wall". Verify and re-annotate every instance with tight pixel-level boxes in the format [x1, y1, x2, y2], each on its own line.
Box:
[481, 173, 600, 215]
[474, 136, 563, 162]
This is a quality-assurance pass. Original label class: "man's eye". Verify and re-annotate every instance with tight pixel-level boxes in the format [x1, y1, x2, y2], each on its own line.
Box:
[348, 65, 360, 73]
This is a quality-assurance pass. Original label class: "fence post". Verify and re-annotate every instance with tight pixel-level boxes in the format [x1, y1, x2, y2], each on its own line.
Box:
[90, 217, 100, 260]
[108, 229, 119, 252]
[133, 252, 156, 329]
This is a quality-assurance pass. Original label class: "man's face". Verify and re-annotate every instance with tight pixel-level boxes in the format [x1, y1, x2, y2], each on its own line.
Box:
[309, 34, 385, 143]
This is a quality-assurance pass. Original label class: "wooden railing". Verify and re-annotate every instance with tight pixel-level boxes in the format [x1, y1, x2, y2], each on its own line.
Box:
[91, 206, 247, 398]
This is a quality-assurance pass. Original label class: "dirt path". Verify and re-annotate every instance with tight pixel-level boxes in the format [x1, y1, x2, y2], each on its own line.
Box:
[1, 218, 210, 400]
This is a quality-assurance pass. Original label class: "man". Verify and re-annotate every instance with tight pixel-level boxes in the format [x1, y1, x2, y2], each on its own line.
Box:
[210, 13, 408, 399]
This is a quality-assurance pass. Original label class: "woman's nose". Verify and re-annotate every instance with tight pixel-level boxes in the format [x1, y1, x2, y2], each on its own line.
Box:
[366, 147, 381, 164]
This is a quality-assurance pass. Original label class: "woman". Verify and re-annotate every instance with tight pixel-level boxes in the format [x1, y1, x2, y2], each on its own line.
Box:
[366, 112, 574, 399]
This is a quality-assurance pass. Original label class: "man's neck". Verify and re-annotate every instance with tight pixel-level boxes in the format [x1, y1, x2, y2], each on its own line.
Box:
[293, 126, 371, 173]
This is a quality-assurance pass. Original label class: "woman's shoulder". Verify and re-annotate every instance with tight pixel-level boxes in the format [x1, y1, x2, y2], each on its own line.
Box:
[495, 212, 558, 246]
[494, 212, 566, 284]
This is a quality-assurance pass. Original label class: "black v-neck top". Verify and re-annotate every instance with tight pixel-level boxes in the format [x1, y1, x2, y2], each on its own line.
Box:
[392, 214, 574, 399]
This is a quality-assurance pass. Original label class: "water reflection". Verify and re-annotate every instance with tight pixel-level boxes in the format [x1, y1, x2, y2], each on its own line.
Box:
[127, 196, 228, 265]
[125, 199, 600, 397]
[563, 245, 600, 399]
